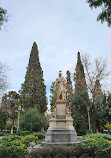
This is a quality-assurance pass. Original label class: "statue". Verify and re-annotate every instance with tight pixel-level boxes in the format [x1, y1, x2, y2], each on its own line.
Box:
[54, 71, 67, 100]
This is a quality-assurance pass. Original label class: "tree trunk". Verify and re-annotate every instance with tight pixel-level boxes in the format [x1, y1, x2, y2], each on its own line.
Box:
[11, 125, 14, 134]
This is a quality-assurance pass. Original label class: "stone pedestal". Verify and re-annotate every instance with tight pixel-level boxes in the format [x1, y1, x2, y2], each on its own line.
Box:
[43, 100, 77, 145]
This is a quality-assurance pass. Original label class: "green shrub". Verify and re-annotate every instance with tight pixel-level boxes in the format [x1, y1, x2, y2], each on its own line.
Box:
[33, 132, 45, 139]
[5, 125, 11, 130]
[2, 135, 20, 141]
[0, 134, 39, 158]
[81, 133, 111, 141]
[21, 135, 38, 146]
[77, 133, 111, 157]
[0, 110, 8, 130]
[20, 131, 32, 136]
[0, 145, 26, 158]
[2, 134, 38, 146]
[20, 108, 46, 132]
[29, 146, 93, 158]
[0, 131, 4, 136]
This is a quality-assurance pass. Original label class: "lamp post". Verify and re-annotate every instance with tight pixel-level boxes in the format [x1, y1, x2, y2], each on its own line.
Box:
[17, 105, 22, 134]
[87, 105, 91, 133]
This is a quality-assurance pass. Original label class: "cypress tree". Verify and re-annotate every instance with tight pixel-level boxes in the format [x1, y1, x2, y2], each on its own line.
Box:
[93, 79, 103, 101]
[20, 42, 47, 113]
[71, 52, 90, 134]
[50, 82, 56, 112]
[73, 52, 89, 111]
[66, 70, 73, 100]
[74, 52, 87, 93]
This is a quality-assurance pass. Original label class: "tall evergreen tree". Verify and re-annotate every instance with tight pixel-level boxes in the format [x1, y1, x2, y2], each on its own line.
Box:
[20, 42, 47, 113]
[66, 70, 73, 101]
[74, 52, 87, 93]
[50, 82, 56, 112]
[91, 79, 104, 132]
[71, 52, 90, 134]
[93, 79, 103, 101]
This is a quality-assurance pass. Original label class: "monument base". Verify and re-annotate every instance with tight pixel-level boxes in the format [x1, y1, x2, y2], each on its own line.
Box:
[42, 142, 78, 146]
[44, 129, 77, 144]
[43, 100, 77, 145]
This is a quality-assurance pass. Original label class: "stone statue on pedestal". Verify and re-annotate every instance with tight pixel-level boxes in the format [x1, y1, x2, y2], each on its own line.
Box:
[54, 71, 67, 100]
[43, 71, 77, 145]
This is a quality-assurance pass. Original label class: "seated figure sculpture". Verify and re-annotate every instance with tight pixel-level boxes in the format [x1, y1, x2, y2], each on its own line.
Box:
[54, 71, 67, 100]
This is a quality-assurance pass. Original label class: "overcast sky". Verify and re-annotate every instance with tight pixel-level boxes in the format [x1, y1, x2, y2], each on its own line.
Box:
[0, 0, 111, 108]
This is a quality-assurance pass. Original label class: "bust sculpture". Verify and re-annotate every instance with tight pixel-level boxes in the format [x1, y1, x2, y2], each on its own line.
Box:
[54, 71, 67, 100]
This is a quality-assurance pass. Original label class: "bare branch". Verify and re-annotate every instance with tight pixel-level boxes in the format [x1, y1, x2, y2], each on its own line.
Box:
[82, 54, 110, 100]
[0, 62, 8, 94]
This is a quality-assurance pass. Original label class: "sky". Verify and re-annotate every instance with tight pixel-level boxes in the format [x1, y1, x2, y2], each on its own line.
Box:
[0, 0, 111, 109]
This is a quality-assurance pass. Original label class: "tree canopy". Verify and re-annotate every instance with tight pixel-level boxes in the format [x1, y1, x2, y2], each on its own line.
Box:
[0, 5, 7, 29]
[20, 42, 47, 113]
[74, 52, 88, 93]
[0, 110, 8, 130]
[87, 0, 111, 27]
[20, 108, 46, 132]
[1, 91, 20, 133]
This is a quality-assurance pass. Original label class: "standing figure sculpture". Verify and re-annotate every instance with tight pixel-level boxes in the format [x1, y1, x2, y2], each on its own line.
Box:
[54, 71, 67, 100]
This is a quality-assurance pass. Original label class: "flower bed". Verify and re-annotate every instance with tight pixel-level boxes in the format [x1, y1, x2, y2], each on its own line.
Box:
[0, 135, 38, 158]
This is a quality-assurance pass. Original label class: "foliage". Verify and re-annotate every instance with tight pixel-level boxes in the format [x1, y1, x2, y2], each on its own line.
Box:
[30, 140, 111, 158]
[33, 132, 45, 139]
[20, 131, 32, 136]
[72, 112, 88, 135]
[73, 52, 89, 115]
[66, 70, 73, 101]
[29, 145, 92, 158]
[105, 93, 111, 122]
[0, 145, 26, 158]
[2, 135, 20, 141]
[74, 52, 88, 93]
[82, 54, 110, 132]
[70, 90, 90, 135]
[71, 52, 90, 135]
[93, 79, 103, 101]
[90, 92, 111, 133]
[76, 133, 111, 158]
[20, 135, 38, 146]
[5, 125, 11, 130]
[0, 134, 39, 158]
[20, 42, 47, 113]
[50, 81, 56, 112]
[105, 122, 111, 133]
[80, 133, 111, 141]
[0, 110, 8, 130]
[78, 133, 111, 150]
[0, 6, 7, 30]
[71, 90, 90, 115]
[1, 91, 20, 133]
[90, 94, 106, 132]
[0, 131, 4, 136]
[87, 0, 111, 27]
[20, 108, 46, 132]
